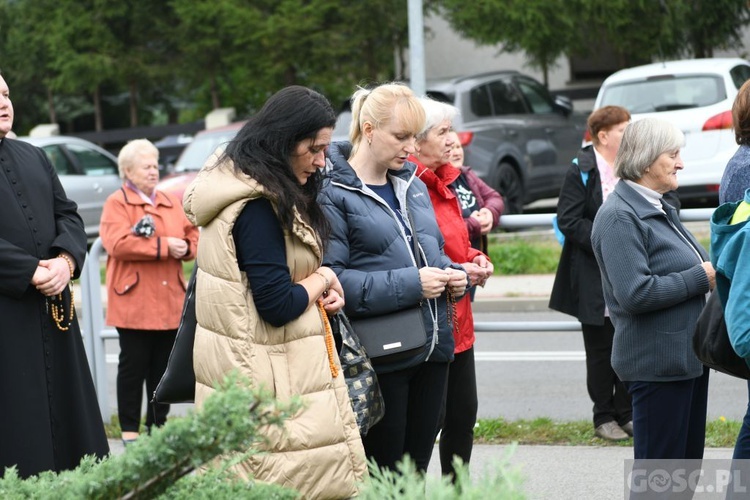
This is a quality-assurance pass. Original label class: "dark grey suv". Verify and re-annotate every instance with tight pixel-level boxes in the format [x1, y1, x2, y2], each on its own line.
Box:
[427, 71, 587, 213]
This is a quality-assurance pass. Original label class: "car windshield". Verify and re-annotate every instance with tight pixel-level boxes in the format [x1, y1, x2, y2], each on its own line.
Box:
[600, 75, 726, 114]
[174, 129, 238, 172]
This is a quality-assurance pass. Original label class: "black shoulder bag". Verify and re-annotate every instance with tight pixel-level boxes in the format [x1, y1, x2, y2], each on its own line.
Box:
[350, 211, 430, 364]
[693, 291, 750, 380]
[153, 263, 198, 404]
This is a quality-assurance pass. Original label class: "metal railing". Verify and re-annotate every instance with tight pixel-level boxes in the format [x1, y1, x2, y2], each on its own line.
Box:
[78, 208, 715, 420]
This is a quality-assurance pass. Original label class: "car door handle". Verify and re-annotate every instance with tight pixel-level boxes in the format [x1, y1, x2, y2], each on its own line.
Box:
[92, 182, 103, 193]
[545, 128, 555, 135]
[507, 129, 518, 137]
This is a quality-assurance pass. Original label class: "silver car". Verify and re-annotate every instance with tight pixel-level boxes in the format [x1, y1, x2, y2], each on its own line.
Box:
[18, 135, 121, 241]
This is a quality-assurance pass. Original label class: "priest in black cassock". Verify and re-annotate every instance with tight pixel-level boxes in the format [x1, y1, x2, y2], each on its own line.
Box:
[0, 72, 109, 478]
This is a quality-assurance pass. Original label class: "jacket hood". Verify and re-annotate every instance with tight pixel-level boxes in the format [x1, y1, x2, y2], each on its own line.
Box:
[710, 199, 744, 264]
[183, 153, 267, 227]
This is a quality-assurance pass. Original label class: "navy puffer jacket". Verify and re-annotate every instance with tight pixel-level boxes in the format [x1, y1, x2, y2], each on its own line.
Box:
[319, 142, 458, 373]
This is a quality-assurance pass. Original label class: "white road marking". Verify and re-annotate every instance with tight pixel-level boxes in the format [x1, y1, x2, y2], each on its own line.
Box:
[475, 351, 585, 361]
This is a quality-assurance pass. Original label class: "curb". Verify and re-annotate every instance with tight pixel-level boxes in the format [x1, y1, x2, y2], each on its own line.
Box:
[473, 297, 550, 314]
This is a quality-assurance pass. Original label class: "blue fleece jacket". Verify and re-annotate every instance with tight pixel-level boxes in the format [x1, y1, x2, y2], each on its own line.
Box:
[710, 188, 750, 359]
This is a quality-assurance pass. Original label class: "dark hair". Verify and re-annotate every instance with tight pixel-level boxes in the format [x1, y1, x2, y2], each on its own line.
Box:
[587, 106, 631, 145]
[223, 86, 336, 244]
[733, 80, 750, 145]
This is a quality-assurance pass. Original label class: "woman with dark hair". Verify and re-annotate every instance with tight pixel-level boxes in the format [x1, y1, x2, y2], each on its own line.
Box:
[183, 86, 367, 498]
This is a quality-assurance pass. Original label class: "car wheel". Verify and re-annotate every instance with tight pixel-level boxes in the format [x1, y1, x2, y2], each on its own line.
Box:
[495, 162, 524, 215]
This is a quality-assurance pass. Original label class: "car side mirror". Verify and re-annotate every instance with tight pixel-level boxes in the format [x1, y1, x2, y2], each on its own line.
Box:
[553, 95, 573, 117]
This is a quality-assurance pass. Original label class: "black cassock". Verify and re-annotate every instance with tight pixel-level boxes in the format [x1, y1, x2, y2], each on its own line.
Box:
[0, 138, 108, 478]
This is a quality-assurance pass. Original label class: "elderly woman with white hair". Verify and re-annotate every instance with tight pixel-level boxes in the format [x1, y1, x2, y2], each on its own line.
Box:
[591, 118, 715, 460]
[100, 139, 199, 445]
[410, 97, 493, 480]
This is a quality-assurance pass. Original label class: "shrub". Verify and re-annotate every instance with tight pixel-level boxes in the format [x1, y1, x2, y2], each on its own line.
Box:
[487, 238, 561, 275]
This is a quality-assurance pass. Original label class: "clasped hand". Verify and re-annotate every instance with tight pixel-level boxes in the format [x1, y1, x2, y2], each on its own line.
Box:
[470, 208, 494, 234]
[32, 257, 71, 296]
[419, 267, 468, 299]
[463, 254, 493, 288]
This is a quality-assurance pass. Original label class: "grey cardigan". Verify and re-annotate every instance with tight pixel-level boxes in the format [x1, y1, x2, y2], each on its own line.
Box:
[591, 181, 710, 382]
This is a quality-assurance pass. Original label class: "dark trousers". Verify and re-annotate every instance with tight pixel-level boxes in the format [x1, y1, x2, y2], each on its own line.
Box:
[626, 367, 709, 459]
[362, 361, 449, 473]
[438, 347, 478, 479]
[116, 328, 177, 432]
[582, 319, 632, 427]
[733, 380, 750, 459]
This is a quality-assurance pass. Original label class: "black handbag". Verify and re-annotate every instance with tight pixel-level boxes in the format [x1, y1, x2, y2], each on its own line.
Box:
[350, 307, 427, 364]
[692, 291, 750, 380]
[331, 312, 385, 436]
[153, 264, 198, 404]
[349, 210, 429, 365]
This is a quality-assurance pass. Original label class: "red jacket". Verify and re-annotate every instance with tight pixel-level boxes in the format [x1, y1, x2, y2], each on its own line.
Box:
[412, 157, 487, 353]
[100, 186, 199, 330]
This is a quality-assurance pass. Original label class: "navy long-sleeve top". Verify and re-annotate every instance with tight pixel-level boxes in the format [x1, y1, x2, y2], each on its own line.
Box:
[232, 198, 309, 327]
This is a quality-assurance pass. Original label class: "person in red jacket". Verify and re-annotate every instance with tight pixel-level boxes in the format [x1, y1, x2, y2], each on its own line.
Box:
[411, 97, 493, 481]
[100, 139, 199, 445]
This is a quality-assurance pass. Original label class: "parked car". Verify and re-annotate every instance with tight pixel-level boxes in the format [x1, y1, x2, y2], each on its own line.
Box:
[332, 72, 587, 213]
[157, 122, 245, 202]
[594, 58, 750, 206]
[18, 135, 121, 242]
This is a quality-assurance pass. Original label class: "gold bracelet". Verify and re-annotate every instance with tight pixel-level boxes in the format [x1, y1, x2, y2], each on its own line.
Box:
[58, 253, 75, 279]
[313, 271, 330, 293]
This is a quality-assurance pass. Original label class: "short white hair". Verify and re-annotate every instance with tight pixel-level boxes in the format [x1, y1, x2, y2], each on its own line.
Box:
[417, 97, 458, 141]
[614, 118, 685, 181]
[117, 139, 159, 179]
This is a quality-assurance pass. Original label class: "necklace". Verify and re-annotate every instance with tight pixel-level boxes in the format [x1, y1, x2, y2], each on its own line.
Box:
[50, 254, 76, 331]
[50, 288, 75, 331]
[447, 289, 459, 337]
[317, 301, 339, 379]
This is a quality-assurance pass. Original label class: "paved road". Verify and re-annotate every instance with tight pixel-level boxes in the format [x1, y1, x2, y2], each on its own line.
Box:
[473, 311, 748, 422]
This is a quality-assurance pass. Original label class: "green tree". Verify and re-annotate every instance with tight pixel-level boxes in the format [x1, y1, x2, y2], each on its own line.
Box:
[105, 1, 180, 127]
[677, 0, 750, 58]
[169, 0, 262, 115]
[438, 0, 583, 87]
[1, 0, 64, 130]
[439, 0, 750, 86]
